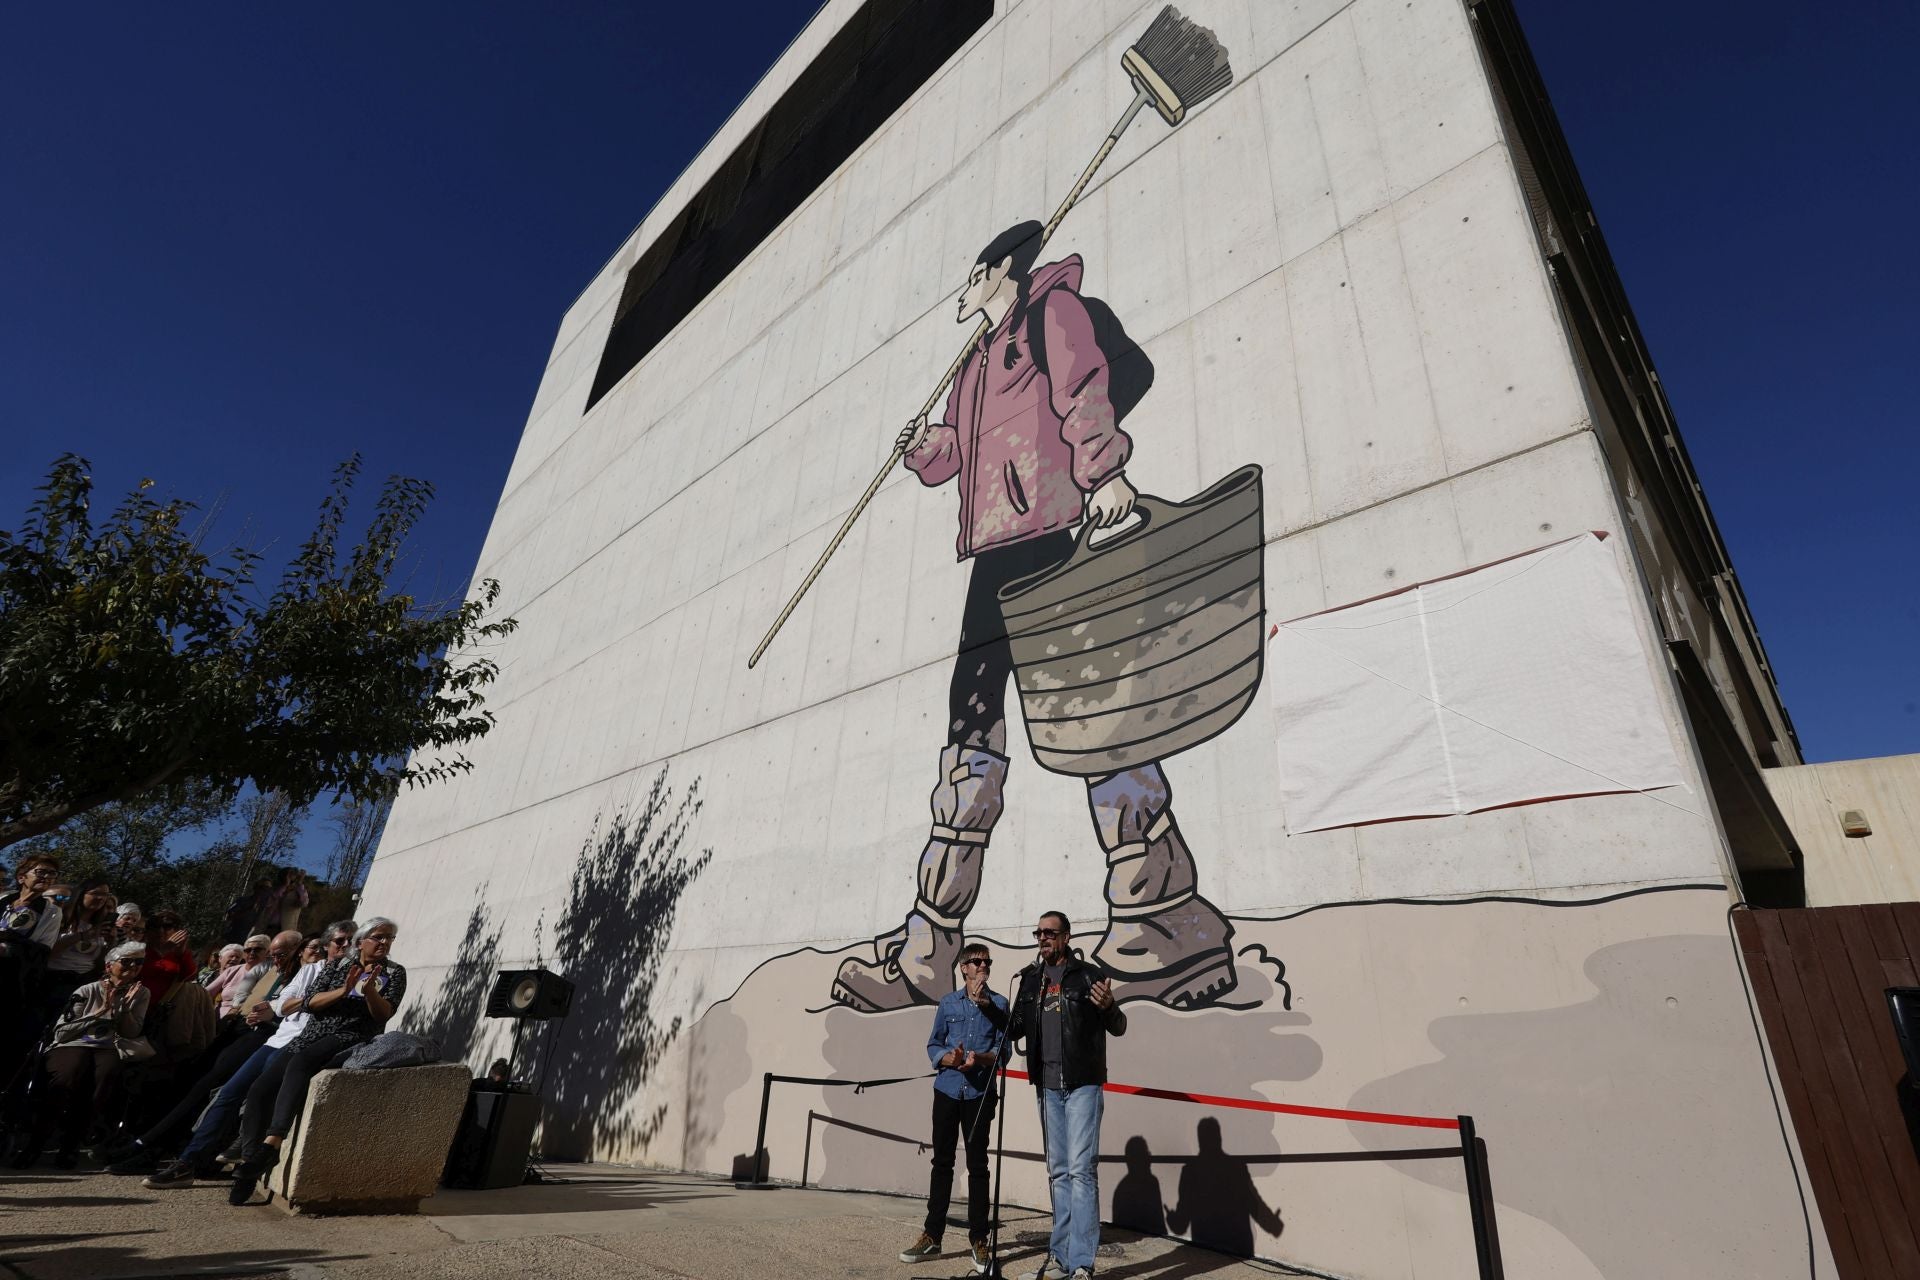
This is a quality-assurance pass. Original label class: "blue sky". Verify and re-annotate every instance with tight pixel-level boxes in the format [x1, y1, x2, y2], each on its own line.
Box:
[4, 2, 1914, 866]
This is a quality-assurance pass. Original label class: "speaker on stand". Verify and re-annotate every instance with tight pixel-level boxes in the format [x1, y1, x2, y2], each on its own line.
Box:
[444, 968, 575, 1189]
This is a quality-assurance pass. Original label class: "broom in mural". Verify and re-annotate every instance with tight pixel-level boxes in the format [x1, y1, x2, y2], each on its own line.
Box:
[746, 5, 1233, 669]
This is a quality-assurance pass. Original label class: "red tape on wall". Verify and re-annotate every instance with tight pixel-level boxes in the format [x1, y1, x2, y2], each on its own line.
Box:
[1001, 1069, 1461, 1131]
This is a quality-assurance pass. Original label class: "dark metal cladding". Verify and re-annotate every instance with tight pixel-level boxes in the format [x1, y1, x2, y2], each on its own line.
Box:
[999, 466, 1265, 776]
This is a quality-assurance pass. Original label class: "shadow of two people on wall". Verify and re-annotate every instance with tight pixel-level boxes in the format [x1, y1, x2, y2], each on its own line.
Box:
[1111, 1116, 1285, 1259]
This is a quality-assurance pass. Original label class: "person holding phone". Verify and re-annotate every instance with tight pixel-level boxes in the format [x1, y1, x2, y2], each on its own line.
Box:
[43, 879, 115, 1015]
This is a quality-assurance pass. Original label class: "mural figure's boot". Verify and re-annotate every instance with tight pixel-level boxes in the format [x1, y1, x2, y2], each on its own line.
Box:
[1086, 765, 1237, 1008]
[832, 746, 1009, 1012]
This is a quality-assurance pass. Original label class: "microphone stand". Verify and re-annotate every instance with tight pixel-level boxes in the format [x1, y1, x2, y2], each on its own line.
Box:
[983, 967, 1037, 1280]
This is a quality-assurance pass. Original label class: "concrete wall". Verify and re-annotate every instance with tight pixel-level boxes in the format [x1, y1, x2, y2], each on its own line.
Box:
[1766, 754, 1920, 906]
[362, 2, 1821, 1275]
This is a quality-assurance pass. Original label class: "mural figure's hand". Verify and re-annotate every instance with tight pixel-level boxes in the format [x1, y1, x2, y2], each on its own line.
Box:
[1086, 474, 1137, 528]
[896, 414, 930, 457]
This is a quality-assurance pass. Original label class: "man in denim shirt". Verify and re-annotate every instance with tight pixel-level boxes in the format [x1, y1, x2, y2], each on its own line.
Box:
[900, 942, 1009, 1273]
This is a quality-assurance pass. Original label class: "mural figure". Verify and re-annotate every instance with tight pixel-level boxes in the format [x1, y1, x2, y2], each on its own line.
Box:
[830, 221, 1256, 1013]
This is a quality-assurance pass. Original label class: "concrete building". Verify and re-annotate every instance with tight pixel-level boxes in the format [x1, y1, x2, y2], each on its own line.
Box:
[1766, 754, 1920, 907]
[363, 2, 1827, 1275]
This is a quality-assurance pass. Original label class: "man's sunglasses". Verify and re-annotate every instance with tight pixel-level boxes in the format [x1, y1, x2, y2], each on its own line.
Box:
[115, 958, 145, 968]
[1032, 928, 1063, 939]
[962, 958, 993, 968]
[243, 945, 265, 953]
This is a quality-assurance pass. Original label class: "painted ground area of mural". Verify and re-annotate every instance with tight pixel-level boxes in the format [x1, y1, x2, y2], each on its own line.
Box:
[363, 1, 1819, 1276]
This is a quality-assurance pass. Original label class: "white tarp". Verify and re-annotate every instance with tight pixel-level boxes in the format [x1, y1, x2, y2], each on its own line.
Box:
[1270, 533, 1685, 833]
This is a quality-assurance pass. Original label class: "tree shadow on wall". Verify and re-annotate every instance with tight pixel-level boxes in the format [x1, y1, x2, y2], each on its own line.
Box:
[539, 766, 711, 1161]
[399, 894, 504, 1070]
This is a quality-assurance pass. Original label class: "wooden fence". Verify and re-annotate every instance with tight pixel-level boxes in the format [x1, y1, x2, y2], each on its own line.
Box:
[1734, 904, 1920, 1279]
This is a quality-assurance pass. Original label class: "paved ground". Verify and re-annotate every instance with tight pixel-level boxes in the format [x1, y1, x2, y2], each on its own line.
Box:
[0, 1163, 1319, 1280]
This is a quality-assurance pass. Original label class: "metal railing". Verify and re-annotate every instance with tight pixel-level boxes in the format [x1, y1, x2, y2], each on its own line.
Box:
[742, 1068, 1504, 1280]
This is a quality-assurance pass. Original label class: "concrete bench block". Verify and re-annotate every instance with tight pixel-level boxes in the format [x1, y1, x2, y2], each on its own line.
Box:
[267, 1063, 471, 1214]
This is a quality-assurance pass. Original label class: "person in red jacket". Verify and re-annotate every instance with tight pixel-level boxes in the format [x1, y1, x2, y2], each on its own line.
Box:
[832, 222, 1235, 1014]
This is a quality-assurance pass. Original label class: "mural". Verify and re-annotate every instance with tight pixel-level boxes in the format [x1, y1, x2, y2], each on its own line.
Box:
[828, 219, 1264, 1015]
[740, 6, 1256, 1015]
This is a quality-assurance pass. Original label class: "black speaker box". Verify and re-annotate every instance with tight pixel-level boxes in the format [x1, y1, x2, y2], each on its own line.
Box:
[486, 968, 575, 1020]
[443, 1088, 540, 1190]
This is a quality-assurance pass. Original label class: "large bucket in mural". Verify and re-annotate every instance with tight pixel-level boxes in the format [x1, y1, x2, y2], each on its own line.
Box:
[998, 465, 1265, 777]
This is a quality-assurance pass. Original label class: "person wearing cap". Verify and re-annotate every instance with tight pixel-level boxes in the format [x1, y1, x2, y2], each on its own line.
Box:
[9, 941, 150, 1168]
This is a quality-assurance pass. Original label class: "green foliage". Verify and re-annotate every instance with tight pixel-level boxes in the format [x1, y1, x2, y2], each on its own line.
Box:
[13, 787, 285, 945]
[0, 454, 516, 850]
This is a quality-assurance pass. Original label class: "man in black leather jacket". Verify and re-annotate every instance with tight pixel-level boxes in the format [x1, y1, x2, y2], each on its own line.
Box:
[1007, 912, 1125, 1279]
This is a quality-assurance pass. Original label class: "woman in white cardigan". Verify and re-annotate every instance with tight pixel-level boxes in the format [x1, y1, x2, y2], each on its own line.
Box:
[10, 942, 151, 1169]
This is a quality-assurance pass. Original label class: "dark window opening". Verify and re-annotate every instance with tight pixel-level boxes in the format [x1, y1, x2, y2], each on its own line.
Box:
[586, 0, 994, 411]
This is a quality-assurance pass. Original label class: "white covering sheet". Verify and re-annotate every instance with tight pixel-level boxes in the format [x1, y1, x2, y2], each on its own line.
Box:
[1270, 533, 1685, 833]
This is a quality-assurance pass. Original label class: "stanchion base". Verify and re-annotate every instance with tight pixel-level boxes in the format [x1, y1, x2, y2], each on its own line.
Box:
[732, 1180, 784, 1191]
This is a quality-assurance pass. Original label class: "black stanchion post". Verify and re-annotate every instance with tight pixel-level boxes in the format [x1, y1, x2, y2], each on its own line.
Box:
[751, 1072, 774, 1186]
[1458, 1115, 1499, 1280]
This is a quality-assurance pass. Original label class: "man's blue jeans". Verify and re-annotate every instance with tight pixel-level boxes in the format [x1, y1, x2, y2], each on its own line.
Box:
[179, 1044, 280, 1164]
[1039, 1084, 1104, 1273]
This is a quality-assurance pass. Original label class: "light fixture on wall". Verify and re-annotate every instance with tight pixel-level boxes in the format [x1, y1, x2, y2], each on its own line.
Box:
[1840, 809, 1873, 838]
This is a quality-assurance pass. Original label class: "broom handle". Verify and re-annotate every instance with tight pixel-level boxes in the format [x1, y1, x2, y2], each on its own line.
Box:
[747, 86, 1155, 670]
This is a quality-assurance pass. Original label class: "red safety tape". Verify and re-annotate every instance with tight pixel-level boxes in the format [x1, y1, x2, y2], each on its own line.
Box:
[1001, 1069, 1460, 1132]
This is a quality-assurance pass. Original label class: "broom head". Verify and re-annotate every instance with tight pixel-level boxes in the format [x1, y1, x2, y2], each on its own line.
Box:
[1121, 5, 1233, 126]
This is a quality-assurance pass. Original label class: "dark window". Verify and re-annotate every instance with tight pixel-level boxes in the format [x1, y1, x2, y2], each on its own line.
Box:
[587, 0, 994, 410]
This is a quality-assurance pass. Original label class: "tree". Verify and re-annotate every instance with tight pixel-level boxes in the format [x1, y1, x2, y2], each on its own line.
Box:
[0, 454, 517, 850]
[324, 795, 392, 895]
[10, 787, 299, 945]
[225, 788, 305, 893]
[7, 784, 229, 890]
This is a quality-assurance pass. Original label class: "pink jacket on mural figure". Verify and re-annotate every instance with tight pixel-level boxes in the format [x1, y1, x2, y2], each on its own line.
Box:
[905, 255, 1131, 559]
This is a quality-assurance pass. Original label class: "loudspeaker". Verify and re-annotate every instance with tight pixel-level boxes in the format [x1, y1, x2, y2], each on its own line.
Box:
[486, 968, 575, 1020]
[443, 1088, 540, 1189]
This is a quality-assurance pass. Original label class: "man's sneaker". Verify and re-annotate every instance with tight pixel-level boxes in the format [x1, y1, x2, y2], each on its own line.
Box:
[216, 1141, 243, 1165]
[968, 1237, 991, 1275]
[142, 1160, 198, 1190]
[1019, 1259, 1064, 1280]
[1068, 1270, 1093, 1280]
[898, 1232, 943, 1263]
[109, 1145, 163, 1176]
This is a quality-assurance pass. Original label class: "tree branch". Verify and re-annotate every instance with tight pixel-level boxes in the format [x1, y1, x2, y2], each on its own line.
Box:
[0, 753, 192, 852]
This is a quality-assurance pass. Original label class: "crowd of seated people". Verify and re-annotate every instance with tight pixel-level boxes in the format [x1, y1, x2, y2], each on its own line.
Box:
[0, 854, 406, 1197]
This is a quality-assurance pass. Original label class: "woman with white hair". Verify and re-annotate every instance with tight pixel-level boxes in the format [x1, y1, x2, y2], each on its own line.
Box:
[8, 942, 150, 1168]
[228, 917, 406, 1203]
[201, 943, 245, 987]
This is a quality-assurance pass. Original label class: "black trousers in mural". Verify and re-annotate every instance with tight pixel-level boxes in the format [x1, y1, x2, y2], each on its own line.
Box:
[948, 530, 1074, 749]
